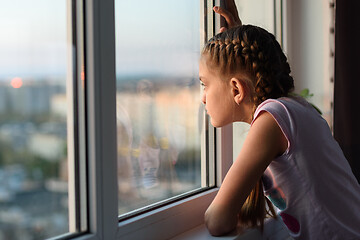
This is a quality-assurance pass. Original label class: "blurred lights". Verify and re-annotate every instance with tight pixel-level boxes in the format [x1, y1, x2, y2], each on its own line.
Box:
[11, 77, 23, 88]
[81, 65, 85, 88]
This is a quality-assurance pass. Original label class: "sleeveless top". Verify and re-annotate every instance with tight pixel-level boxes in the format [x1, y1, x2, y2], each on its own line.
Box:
[253, 97, 360, 239]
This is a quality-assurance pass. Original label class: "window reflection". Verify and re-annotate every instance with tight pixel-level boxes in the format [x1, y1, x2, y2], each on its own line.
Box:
[115, 0, 202, 215]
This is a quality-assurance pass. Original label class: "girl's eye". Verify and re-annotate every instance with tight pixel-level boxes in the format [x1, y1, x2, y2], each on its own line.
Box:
[200, 81, 206, 89]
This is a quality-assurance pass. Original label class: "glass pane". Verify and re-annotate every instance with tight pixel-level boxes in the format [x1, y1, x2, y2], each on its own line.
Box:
[0, 1, 70, 239]
[115, 0, 202, 215]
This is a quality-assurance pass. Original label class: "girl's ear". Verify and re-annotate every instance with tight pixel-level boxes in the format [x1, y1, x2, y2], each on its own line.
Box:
[230, 77, 247, 105]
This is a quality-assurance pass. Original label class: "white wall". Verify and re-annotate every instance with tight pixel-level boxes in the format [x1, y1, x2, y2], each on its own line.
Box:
[283, 0, 333, 126]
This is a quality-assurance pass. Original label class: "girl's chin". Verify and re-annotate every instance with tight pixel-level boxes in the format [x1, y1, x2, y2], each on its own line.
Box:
[210, 119, 226, 128]
[210, 118, 234, 128]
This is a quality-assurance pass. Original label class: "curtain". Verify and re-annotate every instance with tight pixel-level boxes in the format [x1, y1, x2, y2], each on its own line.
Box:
[334, 1, 360, 182]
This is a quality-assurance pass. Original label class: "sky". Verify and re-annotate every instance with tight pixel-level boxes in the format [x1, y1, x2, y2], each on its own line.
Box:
[0, 0, 67, 79]
[0, 0, 200, 80]
[115, 0, 200, 77]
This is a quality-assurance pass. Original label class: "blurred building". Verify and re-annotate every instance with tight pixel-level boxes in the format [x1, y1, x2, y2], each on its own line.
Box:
[0, 80, 65, 115]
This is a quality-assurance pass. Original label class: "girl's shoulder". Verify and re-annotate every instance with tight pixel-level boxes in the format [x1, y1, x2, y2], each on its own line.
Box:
[254, 96, 312, 121]
[251, 97, 312, 151]
[260, 96, 308, 107]
[252, 98, 290, 124]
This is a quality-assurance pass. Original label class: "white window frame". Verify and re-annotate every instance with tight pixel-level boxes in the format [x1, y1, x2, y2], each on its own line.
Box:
[81, 0, 118, 239]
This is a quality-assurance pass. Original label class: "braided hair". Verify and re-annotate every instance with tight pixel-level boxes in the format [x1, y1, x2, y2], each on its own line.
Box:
[201, 25, 294, 230]
[202, 25, 294, 113]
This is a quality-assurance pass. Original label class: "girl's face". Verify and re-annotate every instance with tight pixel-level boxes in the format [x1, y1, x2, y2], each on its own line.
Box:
[199, 60, 235, 127]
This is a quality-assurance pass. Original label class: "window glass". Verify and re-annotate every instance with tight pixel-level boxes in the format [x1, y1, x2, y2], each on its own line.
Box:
[0, 1, 70, 238]
[115, 0, 202, 216]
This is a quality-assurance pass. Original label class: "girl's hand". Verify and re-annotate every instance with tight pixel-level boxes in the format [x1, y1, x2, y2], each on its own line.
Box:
[213, 0, 242, 33]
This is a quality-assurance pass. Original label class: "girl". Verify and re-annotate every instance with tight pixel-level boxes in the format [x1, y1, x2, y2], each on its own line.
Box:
[202, 7, 360, 239]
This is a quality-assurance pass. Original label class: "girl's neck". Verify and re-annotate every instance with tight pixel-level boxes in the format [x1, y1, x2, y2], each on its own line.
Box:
[233, 99, 254, 124]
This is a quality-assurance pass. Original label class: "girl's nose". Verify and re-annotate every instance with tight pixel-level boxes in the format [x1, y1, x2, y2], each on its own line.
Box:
[201, 92, 206, 105]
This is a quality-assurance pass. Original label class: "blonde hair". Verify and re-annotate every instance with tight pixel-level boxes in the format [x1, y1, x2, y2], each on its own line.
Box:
[202, 25, 294, 230]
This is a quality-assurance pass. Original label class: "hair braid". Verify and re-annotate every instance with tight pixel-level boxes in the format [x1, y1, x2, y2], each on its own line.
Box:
[201, 25, 295, 230]
[202, 25, 294, 111]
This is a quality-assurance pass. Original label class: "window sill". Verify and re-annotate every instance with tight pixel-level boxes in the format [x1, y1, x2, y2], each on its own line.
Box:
[117, 189, 218, 239]
[171, 224, 262, 240]
[171, 217, 292, 240]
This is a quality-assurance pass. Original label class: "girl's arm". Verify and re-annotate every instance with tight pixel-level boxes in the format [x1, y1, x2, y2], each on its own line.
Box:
[205, 111, 288, 236]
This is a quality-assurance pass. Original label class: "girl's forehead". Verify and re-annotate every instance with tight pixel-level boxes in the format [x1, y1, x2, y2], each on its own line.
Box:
[199, 59, 216, 75]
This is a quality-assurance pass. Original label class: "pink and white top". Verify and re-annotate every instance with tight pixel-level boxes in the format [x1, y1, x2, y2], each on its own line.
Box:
[253, 97, 360, 240]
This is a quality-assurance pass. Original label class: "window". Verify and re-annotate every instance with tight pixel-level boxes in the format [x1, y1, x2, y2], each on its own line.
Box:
[0, 1, 87, 239]
[0, 1, 68, 239]
[114, 0, 208, 218]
